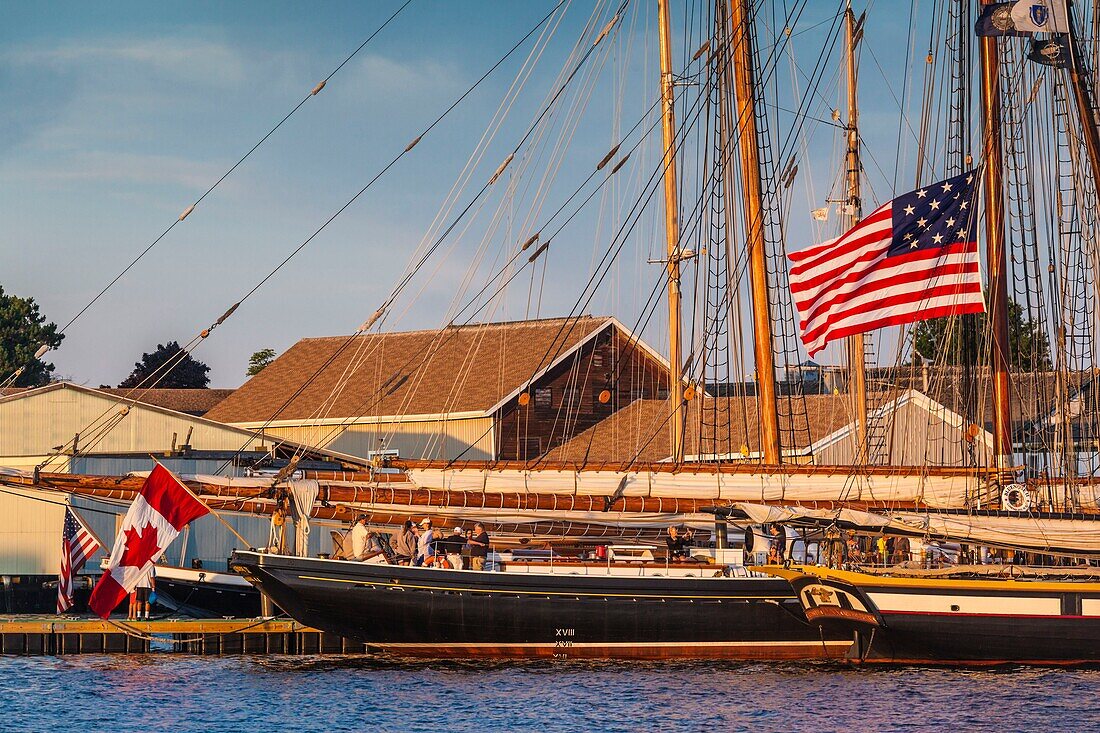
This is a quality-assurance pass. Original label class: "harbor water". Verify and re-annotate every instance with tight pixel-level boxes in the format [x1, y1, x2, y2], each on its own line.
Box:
[9, 655, 1099, 732]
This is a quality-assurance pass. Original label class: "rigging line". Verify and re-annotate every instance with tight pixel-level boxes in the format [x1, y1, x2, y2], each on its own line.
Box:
[53, 0, 415, 341]
[380, 0, 629, 315]
[447, 66, 721, 467]
[452, 110, 663, 327]
[199, 2, 622, 476]
[286, 2, 635, 454]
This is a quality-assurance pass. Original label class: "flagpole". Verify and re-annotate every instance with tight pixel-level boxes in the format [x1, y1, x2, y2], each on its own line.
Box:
[150, 456, 252, 547]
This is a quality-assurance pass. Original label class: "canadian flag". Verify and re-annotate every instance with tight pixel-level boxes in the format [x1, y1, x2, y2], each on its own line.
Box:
[88, 463, 209, 619]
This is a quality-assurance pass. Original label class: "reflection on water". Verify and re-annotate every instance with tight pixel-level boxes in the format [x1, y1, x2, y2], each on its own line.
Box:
[6, 655, 1099, 732]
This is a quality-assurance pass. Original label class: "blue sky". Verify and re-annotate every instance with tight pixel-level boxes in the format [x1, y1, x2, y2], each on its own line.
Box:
[2, 1, 919, 387]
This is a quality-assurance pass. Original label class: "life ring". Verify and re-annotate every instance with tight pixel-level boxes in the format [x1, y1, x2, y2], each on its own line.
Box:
[1001, 483, 1031, 512]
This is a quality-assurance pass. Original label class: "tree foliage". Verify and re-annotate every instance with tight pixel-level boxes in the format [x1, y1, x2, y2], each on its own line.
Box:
[0, 286, 64, 387]
[247, 348, 277, 376]
[119, 341, 210, 389]
[911, 300, 1052, 370]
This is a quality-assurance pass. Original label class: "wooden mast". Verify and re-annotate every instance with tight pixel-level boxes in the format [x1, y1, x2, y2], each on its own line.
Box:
[1067, 13, 1100, 239]
[844, 4, 869, 463]
[729, 0, 781, 463]
[657, 0, 686, 464]
[978, 0, 1013, 466]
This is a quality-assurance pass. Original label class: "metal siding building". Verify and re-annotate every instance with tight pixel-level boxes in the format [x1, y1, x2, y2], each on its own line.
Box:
[0, 486, 67, 575]
[810, 390, 994, 467]
[253, 416, 496, 462]
[0, 383, 274, 471]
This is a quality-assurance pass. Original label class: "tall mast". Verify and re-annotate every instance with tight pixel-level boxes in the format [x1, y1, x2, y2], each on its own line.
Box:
[657, 0, 686, 463]
[844, 4, 869, 462]
[729, 0, 781, 463]
[1067, 13, 1100, 244]
[978, 0, 1013, 466]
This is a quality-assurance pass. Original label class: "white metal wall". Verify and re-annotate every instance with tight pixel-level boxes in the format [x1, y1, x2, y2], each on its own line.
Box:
[259, 416, 495, 461]
[0, 487, 67, 575]
[0, 385, 266, 458]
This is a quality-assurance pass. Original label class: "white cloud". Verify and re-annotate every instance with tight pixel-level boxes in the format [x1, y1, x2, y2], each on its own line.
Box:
[25, 150, 224, 189]
[343, 53, 463, 97]
[7, 37, 249, 87]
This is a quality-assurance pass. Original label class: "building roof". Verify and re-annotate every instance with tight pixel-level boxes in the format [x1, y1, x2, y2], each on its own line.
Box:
[541, 394, 858, 464]
[94, 388, 234, 416]
[0, 382, 368, 467]
[205, 316, 619, 425]
[0, 385, 233, 416]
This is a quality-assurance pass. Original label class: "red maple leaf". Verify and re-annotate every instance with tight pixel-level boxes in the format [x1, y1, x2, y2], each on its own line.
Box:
[119, 523, 162, 568]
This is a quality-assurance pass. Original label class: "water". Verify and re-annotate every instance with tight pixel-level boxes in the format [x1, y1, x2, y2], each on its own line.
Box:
[7, 655, 1097, 732]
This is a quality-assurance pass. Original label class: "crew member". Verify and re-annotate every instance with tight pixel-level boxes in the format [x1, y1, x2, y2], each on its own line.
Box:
[768, 524, 787, 563]
[393, 520, 417, 565]
[349, 514, 371, 561]
[466, 522, 490, 571]
[443, 527, 465, 570]
[665, 526, 693, 562]
[415, 518, 435, 567]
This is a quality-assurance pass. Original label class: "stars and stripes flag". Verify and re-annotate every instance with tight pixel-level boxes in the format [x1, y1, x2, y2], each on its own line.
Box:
[57, 507, 102, 614]
[88, 462, 209, 619]
[788, 170, 986, 356]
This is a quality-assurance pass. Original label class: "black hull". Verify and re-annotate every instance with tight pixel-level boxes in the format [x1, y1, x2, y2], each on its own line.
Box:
[230, 551, 851, 659]
[787, 573, 1100, 665]
[155, 577, 262, 619]
[855, 612, 1100, 665]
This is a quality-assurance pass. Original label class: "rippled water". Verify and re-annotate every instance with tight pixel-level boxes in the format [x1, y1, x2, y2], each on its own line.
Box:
[6, 655, 1097, 732]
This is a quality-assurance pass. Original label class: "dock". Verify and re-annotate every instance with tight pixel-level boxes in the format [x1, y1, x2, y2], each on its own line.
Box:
[0, 617, 368, 655]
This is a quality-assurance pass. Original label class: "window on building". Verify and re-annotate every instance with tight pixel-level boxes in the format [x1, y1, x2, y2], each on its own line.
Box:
[534, 387, 553, 410]
[592, 351, 604, 368]
[518, 438, 542, 460]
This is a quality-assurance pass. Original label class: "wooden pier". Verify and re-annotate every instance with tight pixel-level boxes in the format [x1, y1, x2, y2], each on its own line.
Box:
[0, 617, 368, 655]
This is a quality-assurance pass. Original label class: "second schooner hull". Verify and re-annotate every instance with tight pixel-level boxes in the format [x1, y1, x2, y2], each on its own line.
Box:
[230, 551, 850, 659]
[769, 566, 1100, 665]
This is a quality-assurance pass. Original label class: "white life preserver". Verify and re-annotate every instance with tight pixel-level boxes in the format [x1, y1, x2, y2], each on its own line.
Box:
[1001, 483, 1032, 512]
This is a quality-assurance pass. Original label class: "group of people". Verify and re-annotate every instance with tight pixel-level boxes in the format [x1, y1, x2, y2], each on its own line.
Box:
[349, 515, 490, 569]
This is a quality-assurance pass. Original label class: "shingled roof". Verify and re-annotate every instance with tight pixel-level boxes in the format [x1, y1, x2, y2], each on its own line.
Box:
[0, 385, 233, 416]
[94, 388, 234, 416]
[541, 394, 858, 464]
[206, 316, 620, 424]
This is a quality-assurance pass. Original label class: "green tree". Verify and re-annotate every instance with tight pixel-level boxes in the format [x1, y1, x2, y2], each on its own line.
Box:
[246, 348, 277, 376]
[119, 341, 210, 388]
[0, 286, 64, 386]
[912, 300, 1052, 370]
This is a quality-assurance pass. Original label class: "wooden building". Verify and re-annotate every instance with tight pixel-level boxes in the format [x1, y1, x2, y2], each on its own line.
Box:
[205, 316, 671, 462]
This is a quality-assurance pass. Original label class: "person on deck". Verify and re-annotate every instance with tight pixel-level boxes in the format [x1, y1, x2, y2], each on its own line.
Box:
[891, 535, 912, 565]
[443, 527, 465, 570]
[349, 515, 371, 561]
[768, 524, 787, 564]
[414, 518, 435, 567]
[393, 520, 417, 564]
[466, 523, 490, 571]
[665, 526, 693, 562]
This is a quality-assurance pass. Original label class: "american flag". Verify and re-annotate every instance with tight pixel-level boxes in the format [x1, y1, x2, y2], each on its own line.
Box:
[57, 507, 101, 614]
[789, 170, 986, 356]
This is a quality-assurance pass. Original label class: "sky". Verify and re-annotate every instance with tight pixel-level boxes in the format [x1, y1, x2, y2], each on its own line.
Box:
[1, 1, 920, 388]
